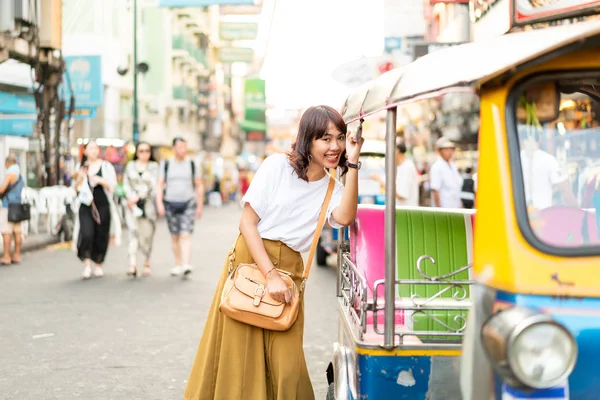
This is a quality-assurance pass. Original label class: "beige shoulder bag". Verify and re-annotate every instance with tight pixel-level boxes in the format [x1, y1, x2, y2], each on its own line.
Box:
[219, 176, 336, 331]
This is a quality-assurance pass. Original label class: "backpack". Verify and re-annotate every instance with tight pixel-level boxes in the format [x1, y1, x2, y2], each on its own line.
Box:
[164, 159, 196, 188]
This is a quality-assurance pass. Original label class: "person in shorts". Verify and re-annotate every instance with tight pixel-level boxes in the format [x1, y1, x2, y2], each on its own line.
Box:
[156, 137, 204, 276]
[0, 155, 24, 265]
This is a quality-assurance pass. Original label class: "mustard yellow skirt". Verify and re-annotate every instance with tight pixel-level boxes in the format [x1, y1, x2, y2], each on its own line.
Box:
[184, 235, 315, 400]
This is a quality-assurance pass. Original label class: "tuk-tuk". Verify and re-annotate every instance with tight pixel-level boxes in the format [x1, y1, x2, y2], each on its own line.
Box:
[327, 19, 600, 400]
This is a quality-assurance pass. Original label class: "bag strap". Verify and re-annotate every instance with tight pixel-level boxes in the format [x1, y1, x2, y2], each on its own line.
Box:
[301, 176, 336, 290]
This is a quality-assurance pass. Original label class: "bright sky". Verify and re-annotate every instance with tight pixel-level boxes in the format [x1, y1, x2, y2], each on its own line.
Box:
[259, 0, 384, 110]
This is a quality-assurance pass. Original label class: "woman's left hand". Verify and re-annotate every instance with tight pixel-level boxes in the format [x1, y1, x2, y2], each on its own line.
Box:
[346, 130, 364, 164]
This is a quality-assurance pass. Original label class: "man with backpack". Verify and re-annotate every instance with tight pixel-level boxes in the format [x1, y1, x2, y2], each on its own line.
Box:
[156, 137, 204, 277]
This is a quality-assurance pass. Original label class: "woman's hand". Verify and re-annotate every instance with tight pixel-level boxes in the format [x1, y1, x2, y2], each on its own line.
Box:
[345, 130, 365, 163]
[266, 272, 293, 304]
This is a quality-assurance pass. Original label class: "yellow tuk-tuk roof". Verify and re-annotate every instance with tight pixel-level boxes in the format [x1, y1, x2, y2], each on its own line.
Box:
[341, 19, 600, 123]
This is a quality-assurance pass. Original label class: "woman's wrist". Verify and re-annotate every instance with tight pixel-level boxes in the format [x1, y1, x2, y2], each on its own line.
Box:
[265, 267, 278, 279]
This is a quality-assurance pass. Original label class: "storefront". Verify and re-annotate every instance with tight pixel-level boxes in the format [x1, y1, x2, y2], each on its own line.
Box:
[0, 90, 40, 186]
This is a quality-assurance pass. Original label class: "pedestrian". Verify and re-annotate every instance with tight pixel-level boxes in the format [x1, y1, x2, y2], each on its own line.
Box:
[72, 140, 121, 279]
[123, 142, 160, 277]
[370, 141, 420, 206]
[460, 167, 476, 209]
[0, 155, 25, 265]
[429, 137, 463, 208]
[155, 137, 204, 277]
[183, 105, 364, 400]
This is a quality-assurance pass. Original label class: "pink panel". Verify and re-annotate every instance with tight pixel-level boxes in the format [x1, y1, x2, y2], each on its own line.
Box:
[350, 205, 405, 325]
[536, 206, 599, 247]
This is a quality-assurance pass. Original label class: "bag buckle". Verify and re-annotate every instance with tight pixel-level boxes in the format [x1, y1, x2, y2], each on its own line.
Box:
[300, 279, 307, 292]
[253, 285, 266, 306]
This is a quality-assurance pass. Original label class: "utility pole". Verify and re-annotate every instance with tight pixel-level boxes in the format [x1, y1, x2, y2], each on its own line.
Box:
[132, 0, 139, 145]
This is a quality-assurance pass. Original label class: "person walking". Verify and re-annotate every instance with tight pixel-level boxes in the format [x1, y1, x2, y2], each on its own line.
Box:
[0, 155, 25, 265]
[183, 105, 364, 400]
[371, 141, 420, 206]
[155, 137, 204, 277]
[429, 137, 463, 208]
[123, 142, 160, 277]
[72, 140, 121, 279]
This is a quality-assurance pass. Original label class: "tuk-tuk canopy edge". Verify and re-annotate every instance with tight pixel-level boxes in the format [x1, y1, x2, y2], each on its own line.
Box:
[341, 19, 600, 124]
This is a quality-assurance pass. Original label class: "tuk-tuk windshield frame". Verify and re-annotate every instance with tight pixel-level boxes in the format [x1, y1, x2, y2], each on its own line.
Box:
[506, 70, 600, 257]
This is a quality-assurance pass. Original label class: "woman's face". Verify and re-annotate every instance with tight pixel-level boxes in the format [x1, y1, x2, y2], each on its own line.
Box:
[136, 144, 151, 162]
[310, 121, 346, 170]
[85, 141, 100, 161]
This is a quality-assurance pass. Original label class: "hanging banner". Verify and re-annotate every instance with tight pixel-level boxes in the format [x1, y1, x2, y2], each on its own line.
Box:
[159, 0, 254, 7]
[241, 79, 266, 142]
[511, 0, 600, 27]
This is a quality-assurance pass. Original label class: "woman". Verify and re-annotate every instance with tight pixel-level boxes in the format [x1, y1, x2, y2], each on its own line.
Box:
[72, 140, 121, 279]
[184, 105, 363, 400]
[123, 142, 159, 277]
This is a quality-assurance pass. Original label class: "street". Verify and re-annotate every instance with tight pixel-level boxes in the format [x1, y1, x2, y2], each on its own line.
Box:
[0, 204, 339, 400]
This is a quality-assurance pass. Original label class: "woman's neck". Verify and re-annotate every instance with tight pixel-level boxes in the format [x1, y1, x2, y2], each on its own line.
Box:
[306, 162, 327, 182]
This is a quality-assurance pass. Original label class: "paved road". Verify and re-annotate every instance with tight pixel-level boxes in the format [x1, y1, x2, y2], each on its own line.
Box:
[0, 204, 339, 399]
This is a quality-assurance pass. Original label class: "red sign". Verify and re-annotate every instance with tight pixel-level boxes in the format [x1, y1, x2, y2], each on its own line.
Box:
[511, 0, 600, 27]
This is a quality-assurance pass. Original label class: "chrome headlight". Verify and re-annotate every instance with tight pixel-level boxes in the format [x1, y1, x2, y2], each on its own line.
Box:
[481, 306, 577, 390]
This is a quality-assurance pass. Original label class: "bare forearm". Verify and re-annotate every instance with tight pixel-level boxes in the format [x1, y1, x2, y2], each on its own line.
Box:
[432, 190, 441, 207]
[196, 182, 205, 204]
[239, 219, 275, 276]
[333, 168, 359, 226]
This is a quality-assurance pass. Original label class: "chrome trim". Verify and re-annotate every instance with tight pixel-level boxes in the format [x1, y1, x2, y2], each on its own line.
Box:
[340, 253, 368, 340]
[333, 343, 350, 400]
[384, 107, 398, 348]
[339, 250, 474, 347]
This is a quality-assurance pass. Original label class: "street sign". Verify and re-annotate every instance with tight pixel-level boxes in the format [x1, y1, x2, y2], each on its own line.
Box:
[0, 92, 36, 114]
[159, 0, 254, 7]
[218, 47, 254, 63]
[219, 22, 259, 41]
[511, 0, 600, 27]
[63, 55, 103, 109]
[384, 37, 402, 53]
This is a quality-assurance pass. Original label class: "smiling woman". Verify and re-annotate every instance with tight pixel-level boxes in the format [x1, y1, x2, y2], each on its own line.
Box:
[288, 105, 349, 181]
[183, 105, 364, 400]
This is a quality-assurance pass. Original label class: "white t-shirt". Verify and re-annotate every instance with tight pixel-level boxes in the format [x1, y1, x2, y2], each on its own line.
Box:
[396, 159, 419, 206]
[521, 149, 566, 210]
[241, 153, 344, 253]
[429, 158, 463, 208]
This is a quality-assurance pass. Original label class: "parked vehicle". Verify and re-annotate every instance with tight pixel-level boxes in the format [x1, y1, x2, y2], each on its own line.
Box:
[326, 19, 600, 400]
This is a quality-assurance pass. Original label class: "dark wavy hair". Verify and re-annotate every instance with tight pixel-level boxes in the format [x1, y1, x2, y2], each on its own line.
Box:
[133, 141, 157, 162]
[288, 105, 348, 182]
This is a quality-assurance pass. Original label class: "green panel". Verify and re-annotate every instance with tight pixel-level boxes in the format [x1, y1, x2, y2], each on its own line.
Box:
[412, 310, 468, 340]
[141, 8, 167, 96]
[173, 85, 187, 100]
[172, 35, 186, 50]
[396, 209, 470, 334]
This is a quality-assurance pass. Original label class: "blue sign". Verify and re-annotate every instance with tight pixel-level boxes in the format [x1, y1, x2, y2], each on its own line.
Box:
[0, 92, 36, 114]
[63, 55, 103, 108]
[159, 0, 254, 7]
[0, 118, 35, 136]
[384, 37, 403, 53]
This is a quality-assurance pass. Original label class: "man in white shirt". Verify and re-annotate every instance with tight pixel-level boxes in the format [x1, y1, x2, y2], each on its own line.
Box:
[429, 137, 463, 208]
[371, 142, 419, 206]
[520, 131, 577, 209]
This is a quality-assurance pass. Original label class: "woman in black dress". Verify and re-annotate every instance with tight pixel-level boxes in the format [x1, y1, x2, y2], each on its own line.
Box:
[73, 140, 118, 279]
